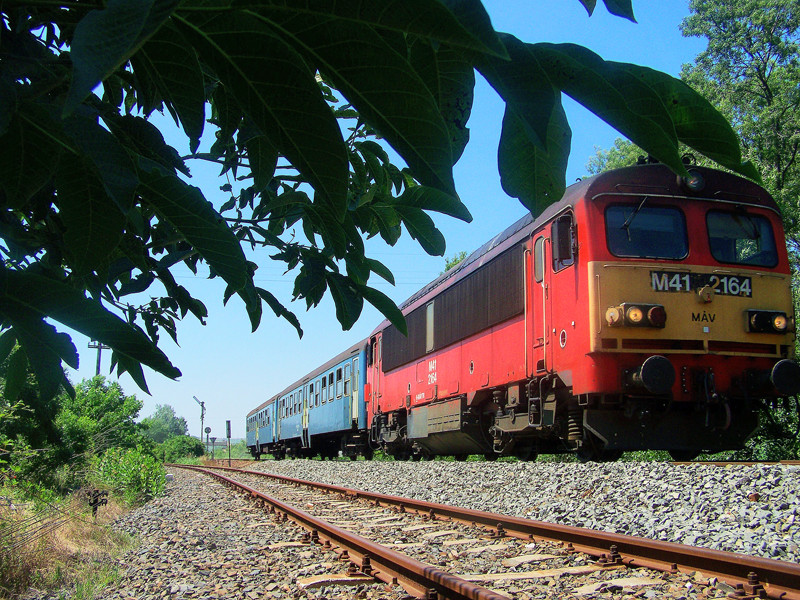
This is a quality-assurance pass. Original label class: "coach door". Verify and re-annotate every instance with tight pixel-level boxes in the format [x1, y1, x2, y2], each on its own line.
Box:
[301, 385, 310, 448]
[367, 334, 382, 415]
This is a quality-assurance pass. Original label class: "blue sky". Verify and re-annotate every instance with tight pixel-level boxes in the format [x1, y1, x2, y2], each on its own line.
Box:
[67, 1, 708, 439]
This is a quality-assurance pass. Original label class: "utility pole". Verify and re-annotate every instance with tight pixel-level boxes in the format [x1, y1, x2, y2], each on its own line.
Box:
[87, 340, 110, 376]
[193, 396, 206, 442]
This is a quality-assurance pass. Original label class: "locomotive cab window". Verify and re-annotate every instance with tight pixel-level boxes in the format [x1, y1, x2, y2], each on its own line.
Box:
[706, 211, 778, 267]
[606, 204, 688, 259]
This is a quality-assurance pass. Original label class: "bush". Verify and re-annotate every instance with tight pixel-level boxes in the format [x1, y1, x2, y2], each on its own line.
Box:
[93, 447, 165, 506]
[161, 435, 205, 463]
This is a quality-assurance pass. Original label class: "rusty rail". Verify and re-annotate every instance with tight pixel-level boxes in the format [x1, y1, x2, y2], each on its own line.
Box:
[172, 464, 508, 600]
[199, 464, 800, 600]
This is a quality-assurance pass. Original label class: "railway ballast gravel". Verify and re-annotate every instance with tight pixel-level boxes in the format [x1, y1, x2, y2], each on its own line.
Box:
[250, 459, 800, 563]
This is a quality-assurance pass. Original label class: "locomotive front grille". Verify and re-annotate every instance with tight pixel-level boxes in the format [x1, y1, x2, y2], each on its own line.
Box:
[600, 337, 780, 356]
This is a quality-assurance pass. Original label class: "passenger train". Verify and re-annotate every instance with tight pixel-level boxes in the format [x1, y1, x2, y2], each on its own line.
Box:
[246, 162, 800, 461]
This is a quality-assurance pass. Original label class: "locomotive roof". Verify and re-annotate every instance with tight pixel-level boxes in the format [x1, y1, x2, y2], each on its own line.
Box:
[246, 339, 367, 417]
[372, 163, 778, 331]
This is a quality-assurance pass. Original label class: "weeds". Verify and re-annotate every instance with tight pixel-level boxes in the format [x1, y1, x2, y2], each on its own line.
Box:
[0, 487, 134, 599]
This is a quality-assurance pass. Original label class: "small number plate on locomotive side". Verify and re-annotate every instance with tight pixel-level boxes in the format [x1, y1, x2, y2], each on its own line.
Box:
[650, 271, 752, 297]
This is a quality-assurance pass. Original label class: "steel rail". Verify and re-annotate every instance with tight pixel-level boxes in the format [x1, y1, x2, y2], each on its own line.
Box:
[173, 464, 508, 600]
[203, 464, 800, 600]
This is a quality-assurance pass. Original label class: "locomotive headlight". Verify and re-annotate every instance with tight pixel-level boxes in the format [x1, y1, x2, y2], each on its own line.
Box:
[647, 305, 667, 327]
[608, 304, 667, 328]
[605, 306, 624, 326]
[772, 313, 788, 332]
[625, 306, 644, 324]
[748, 310, 790, 333]
[680, 169, 705, 192]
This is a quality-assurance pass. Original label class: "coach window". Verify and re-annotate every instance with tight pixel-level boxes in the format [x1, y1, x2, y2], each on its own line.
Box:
[707, 211, 778, 267]
[308, 383, 314, 410]
[344, 363, 351, 395]
[336, 368, 343, 397]
[321, 378, 328, 404]
[315, 380, 320, 406]
[534, 236, 545, 282]
[552, 214, 575, 272]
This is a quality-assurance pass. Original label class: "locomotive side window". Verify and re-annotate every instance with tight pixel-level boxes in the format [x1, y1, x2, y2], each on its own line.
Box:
[534, 237, 545, 282]
[707, 211, 778, 267]
[426, 301, 435, 352]
[605, 204, 688, 259]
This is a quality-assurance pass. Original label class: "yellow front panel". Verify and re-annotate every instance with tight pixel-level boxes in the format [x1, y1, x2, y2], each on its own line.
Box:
[587, 261, 794, 356]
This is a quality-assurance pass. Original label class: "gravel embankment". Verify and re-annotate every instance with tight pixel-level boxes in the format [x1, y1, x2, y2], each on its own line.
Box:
[250, 459, 800, 563]
[23, 468, 396, 600]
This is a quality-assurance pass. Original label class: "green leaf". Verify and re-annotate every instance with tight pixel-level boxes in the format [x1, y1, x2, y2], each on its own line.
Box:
[55, 153, 126, 273]
[365, 257, 395, 285]
[132, 21, 206, 152]
[498, 100, 571, 214]
[0, 111, 60, 208]
[617, 64, 761, 182]
[358, 284, 406, 336]
[0, 328, 16, 364]
[532, 43, 687, 176]
[176, 11, 349, 216]
[230, 0, 507, 58]
[63, 110, 138, 214]
[326, 272, 363, 330]
[243, 135, 279, 192]
[477, 35, 556, 151]
[4, 346, 27, 402]
[257, 287, 303, 337]
[576, 0, 635, 21]
[137, 158, 252, 295]
[65, 0, 180, 114]
[392, 205, 446, 256]
[0, 267, 181, 383]
[12, 316, 78, 402]
[398, 185, 472, 222]
[105, 114, 190, 177]
[601, 0, 636, 22]
[258, 12, 458, 198]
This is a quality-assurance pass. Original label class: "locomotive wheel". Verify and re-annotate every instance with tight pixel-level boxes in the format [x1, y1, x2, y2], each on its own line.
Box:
[669, 450, 700, 462]
[577, 446, 623, 463]
[514, 445, 538, 462]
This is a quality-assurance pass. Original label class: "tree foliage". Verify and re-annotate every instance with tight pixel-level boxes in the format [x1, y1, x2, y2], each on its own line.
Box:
[161, 434, 205, 462]
[0, 0, 754, 400]
[140, 403, 188, 444]
[681, 0, 800, 251]
[588, 0, 799, 247]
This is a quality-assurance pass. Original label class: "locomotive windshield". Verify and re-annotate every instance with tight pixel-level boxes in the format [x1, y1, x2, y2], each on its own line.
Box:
[706, 211, 778, 267]
[605, 204, 688, 259]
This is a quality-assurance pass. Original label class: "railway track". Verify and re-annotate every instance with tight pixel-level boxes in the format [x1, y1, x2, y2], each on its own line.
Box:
[175, 464, 800, 600]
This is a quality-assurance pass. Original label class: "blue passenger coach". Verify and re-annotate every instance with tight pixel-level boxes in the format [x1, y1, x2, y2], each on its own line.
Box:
[246, 340, 370, 459]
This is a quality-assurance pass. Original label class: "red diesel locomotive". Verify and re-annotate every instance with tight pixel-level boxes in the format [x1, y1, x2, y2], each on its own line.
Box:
[364, 162, 800, 461]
